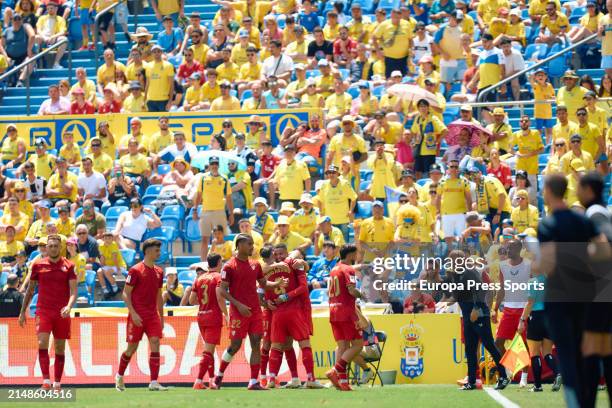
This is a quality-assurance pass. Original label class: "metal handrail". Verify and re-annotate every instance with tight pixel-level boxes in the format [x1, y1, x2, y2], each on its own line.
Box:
[448, 97, 612, 109]
[477, 33, 599, 103]
[93, 1, 124, 66]
[0, 37, 70, 116]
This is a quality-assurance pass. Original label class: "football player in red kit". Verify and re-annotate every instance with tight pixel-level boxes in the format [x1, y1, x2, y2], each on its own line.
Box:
[19, 234, 77, 390]
[190, 254, 228, 390]
[214, 233, 287, 390]
[326, 244, 364, 391]
[265, 243, 325, 389]
[115, 239, 166, 391]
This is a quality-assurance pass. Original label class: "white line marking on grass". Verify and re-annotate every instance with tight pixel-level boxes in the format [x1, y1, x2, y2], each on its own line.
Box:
[484, 387, 521, 408]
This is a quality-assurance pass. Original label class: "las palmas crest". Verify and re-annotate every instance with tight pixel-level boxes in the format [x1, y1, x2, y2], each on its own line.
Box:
[400, 321, 424, 379]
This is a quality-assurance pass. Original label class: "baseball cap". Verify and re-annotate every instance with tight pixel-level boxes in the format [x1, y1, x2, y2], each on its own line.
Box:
[151, 44, 163, 52]
[509, 8, 521, 17]
[189, 72, 202, 81]
[401, 169, 415, 178]
[465, 211, 484, 223]
[238, 29, 249, 38]
[38, 200, 51, 209]
[391, 70, 403, 78]
[318, 59, 329, 67]
[452, 10, 464, 19]
[429, 163, 443, 173]
[493, 107, 505, 115]
[460, 104, 473, 112]
[570, 134, 582, 142]
[317, 215, 332, 225]
[372, 200, 384, 208]
[325, 165, 339, 174]
[209, 156, 220, 164]
[294, 63, 306, 71]
[35, 137, 48, 147]
[128, 80, 142, 90]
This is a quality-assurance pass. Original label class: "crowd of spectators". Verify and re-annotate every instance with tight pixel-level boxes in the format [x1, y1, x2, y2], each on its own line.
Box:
[0, 0, 610, 311]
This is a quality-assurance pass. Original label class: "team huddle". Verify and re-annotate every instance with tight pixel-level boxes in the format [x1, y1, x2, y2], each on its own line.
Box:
[17, 234, 365, 391]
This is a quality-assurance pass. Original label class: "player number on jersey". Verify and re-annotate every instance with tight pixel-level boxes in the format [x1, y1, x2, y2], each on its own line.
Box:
[200, 284, 209, 306]
[328, 275, 340, 297]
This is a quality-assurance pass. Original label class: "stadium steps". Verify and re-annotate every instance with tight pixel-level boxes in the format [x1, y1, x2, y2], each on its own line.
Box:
[0, 0, 220, 116]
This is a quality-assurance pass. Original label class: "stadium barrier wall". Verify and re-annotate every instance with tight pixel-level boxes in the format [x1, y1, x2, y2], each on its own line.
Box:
[0, 314, 466, 385]
[0, 109, 323, 150]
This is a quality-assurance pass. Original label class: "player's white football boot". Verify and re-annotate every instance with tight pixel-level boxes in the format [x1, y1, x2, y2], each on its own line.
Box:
[281, 378, 302, 389]
[115, 375, 126, 392]
[305, 380, 326, 389]
[148, 381, 168, 391]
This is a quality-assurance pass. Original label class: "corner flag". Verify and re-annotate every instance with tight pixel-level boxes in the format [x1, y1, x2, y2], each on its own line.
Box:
[500, 333, 530, 376]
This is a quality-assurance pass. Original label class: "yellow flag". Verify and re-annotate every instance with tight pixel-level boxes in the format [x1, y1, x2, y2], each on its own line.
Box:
[500, 333, 530, 376]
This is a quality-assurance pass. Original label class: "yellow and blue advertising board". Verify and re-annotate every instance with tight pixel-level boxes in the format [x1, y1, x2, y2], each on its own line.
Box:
[0, 109, 322, 152]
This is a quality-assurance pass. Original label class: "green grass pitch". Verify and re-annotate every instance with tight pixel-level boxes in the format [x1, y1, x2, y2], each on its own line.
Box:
[4, 384, 610, 408]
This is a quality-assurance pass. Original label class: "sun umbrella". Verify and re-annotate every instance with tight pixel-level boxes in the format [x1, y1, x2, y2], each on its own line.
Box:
[446, 120, 492, 147]
[191, 150, 247, 173]
[387, 84, 440, 108]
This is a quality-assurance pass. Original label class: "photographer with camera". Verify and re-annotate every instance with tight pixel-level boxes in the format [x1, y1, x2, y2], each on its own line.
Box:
[403, 283, 435, 314]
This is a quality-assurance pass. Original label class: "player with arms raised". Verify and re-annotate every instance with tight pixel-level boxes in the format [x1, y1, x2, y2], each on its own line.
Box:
[214, 233, 287, 390]
[19, 234, 77, 390]
[115, 238, 167, 392]
[326, 243, 364, 391]
[190, 254, 228, 390]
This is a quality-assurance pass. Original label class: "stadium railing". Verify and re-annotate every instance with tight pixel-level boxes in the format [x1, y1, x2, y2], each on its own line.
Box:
[0, 37, 72, 115]
[477, 32, 599, 103]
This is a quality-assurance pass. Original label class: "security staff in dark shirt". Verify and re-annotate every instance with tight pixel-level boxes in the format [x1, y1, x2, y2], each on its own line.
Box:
[538, 174, 608, 408]
[0, 274, 23, 317]
[444, 250, 509, 391]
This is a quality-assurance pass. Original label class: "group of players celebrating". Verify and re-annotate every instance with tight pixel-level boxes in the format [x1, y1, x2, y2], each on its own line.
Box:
[17, 234, 365, 392]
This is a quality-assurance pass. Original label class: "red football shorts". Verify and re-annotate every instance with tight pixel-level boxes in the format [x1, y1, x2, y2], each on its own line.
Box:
[496, 307, 525, 340]
[330, 320, 362, 342]
[262, 309, 272, 342]
[229, 311, 263, 340]
[126, 314, 163, 343]
[198, 322, 222, 345]
[271, 309, 310, 344]
[36, 312, 71, 340]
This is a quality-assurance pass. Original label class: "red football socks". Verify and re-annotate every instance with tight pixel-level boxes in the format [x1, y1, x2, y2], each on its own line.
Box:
[335, 358, 348, 380]
[38, 349, 50, 380]
[260, 347, 270, 377]
[54, 354, 65, 383]
[250, 363, 260, 381]
[219, 360, 230, 374]
[149, 352, 160, 382]
[285, 348, 298, 378]
[268, 348, 283, 378]
[118, 352, 132, 376]
[301, 347, 315, 382]
[198, 352, 214, 380]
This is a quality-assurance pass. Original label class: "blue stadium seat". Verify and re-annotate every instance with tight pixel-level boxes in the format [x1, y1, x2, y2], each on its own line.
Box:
[0, 271, 7, 287]
[184, 217, 202, 243]
[178, 270, 197, 283]
[356, 201, 373, 218]
[142, 185, 163, 204]
[157, 164, 171, 175]
[525, 44, 548, 61]
[416, 178, 431, 187]
[29, 294, 38, 316]
[174, 256, 201, 267]
[310, 288, 329, 304]
[120, 248, 136, 268]
[96, 300, 126, 307]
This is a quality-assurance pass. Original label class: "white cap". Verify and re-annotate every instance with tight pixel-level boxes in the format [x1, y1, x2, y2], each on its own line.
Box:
[509, 8, 521, 17]
[191, 262, 209, 271]
[391, 70, 403, 77]
[253, 197, 268, 207]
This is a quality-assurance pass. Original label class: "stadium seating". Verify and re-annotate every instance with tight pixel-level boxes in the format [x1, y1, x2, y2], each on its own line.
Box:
[309, 288, 329, 304]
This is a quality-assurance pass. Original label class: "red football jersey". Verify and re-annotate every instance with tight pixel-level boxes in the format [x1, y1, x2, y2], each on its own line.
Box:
[221, 257, 264, 315]
[264, 257, 307, 311]
[260, 154, 280, 178]
[193, 272, 223, 326]
[126, 262, 163, 318]
[31, 257, 76, 314]
[328, 262, 358, 322]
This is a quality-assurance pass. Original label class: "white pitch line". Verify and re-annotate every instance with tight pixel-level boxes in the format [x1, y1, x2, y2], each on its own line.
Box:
[484, 387, 521, 408]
